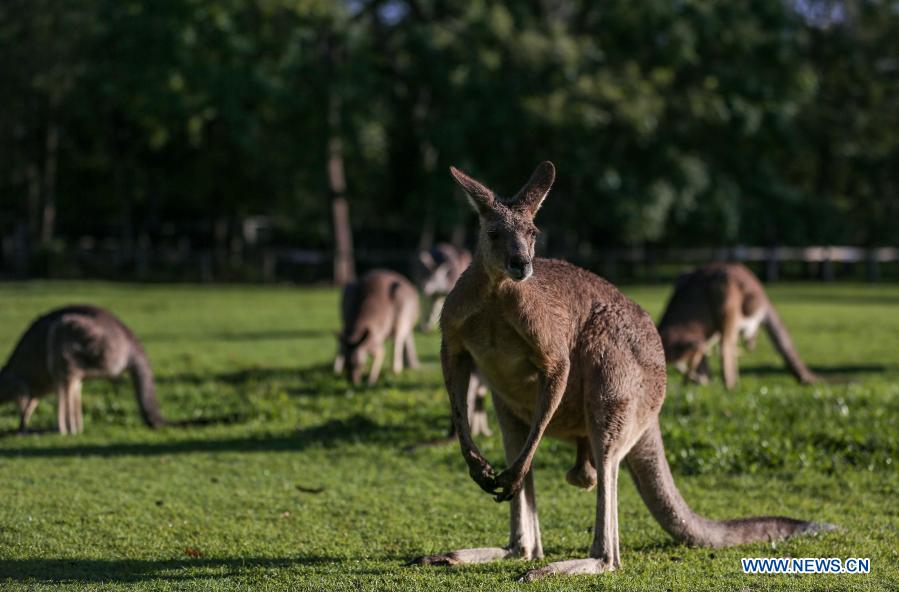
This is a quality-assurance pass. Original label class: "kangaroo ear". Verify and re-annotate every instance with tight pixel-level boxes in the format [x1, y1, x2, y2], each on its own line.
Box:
[419, 251, 436, 271]
[450, 166, 495, 215]
[513, 161, 555, 216]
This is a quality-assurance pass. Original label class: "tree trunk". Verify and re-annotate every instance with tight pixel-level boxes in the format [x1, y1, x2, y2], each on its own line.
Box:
[328, 93, 355, 285]
[326, 38, 355, 286]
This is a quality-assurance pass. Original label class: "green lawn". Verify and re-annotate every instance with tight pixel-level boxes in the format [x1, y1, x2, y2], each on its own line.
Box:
[0, 281, 896, 591]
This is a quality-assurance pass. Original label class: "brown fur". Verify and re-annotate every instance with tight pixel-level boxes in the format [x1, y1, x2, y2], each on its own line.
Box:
[658, 262, 818, 389]
[0, 305, 165, 434]
[418, 243, 472, 332]
[410, 162, 832, 581]
[418, 243, 491, 437]
[334, 269, 420, 385]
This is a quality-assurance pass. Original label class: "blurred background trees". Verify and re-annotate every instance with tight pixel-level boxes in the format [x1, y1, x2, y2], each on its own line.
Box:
[0, 0, 896, 280]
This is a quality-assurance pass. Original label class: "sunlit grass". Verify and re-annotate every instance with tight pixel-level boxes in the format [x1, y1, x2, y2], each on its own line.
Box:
[0, 281, 896, 590]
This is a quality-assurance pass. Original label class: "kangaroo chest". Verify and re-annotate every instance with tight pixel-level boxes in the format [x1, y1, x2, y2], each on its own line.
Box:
[458, 307, 541, 421]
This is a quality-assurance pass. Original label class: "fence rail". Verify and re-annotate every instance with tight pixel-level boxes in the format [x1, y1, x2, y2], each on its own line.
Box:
[2, 238, 898, 283]
[596, 246, 899, 282]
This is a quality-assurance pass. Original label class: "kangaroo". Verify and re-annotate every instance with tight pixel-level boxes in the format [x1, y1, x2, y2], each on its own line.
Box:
[418, 243, 472, 332]
[410, 162, 832, 581]
[658, 262, 818, 389]
[418, 243, 491, 437]
[333, 269, 420, 386]
[0, 305, 165, 434]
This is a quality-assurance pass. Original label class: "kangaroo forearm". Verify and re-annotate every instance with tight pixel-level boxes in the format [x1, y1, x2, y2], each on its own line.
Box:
[442, 343, 493, 475]
[509, 362, 569, 474]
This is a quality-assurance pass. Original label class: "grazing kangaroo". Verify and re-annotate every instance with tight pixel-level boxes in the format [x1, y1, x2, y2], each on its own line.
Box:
[334, 269, 420, 386]
[0, 305, 165, 434]
[410, 162, 832, 581]
[658, 262, 818, 389]
[418, 243, 491, 437]
[418, 243, 472, 332]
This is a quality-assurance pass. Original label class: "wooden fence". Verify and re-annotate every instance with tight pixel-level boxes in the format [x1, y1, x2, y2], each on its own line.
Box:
[595, 246, 899, 282]
[2, 238, 898, 283]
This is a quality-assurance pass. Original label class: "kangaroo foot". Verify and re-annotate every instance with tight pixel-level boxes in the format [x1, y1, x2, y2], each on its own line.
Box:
[687, 371, 709, 386]
[518, 558, 615, 582]
[800, 371, 820, 384]
[409, 547, 515, 566]
[470, 409, 492, 437]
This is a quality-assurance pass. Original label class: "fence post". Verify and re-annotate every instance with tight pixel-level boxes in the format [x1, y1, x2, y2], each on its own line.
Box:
[822, 248, 835, 282]
[263, 250, 276, 283]
[866, 248, 880, 283]
[765, 248, 779, 282]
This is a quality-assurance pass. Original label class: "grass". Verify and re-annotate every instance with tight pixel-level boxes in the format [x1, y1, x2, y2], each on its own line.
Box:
[0, 280, 896, 591]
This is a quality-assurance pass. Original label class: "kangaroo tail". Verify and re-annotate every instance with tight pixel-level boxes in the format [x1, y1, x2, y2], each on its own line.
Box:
[763, 306, 818, 384]
[127, 341, 166, 427]
[625, 419, 834, 548]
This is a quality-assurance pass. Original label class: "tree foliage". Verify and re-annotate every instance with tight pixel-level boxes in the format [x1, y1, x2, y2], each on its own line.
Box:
[1, 0, 896, 269]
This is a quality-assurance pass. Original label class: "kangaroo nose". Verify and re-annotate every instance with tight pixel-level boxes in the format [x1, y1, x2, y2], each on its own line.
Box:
[507, 255, 532, 280]
[509, 255, 528, 269]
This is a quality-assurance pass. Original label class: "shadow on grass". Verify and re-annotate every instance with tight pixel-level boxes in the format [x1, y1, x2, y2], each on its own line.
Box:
[0, 555, 342, 583]
[740, 363, 894, 378]
[773, 291, 899, 306]
[0, 414, 410, 458]
[157, 362, 440, 396]
[142, 328, 331, 344]
[157, 364, 330, 386]
[167, 413, 247, 428]
[159, 363, 361, 397]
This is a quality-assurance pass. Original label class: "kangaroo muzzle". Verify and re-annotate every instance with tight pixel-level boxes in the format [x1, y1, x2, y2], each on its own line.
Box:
[507, 255, 533, 281]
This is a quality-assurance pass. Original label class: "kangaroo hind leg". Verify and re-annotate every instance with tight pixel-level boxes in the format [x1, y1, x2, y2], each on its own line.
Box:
[467, 371, 491, 437]
[410, 395, 542, 567]
[720, 308, 741, 389]
[56, 384, 71, 435]
[404, 333, 420, 369]
[18, 397, 39, 433]
[368, 348, 385, 385]
[520, 358, 637, 581]
[68, 379, 83, 434]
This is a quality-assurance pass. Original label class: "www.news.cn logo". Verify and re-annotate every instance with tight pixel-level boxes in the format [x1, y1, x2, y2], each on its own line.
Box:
[742, 557, 870, 574]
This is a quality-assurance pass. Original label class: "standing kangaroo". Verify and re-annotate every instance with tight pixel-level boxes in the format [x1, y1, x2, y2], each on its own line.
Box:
[418, 243, 472, 332]
[0, 305, 165, 434]
[658, 262, 818, 389]
[334, 269, 420, 386]
[419, 243, 491, 437]
[411, 162, 831, 581]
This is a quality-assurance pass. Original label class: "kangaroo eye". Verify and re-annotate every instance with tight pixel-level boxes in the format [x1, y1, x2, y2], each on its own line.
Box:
[487, 229, 500, 240]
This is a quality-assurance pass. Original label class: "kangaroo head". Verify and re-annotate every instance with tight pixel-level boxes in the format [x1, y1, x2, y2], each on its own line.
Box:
[450, 161, 555, 282]
[423, 267, 449, 296]
[0, 368, 26, 402]
[420, 257, 452, 297]
[660, 333, 701, 371]
[337, 329, 370, 385]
